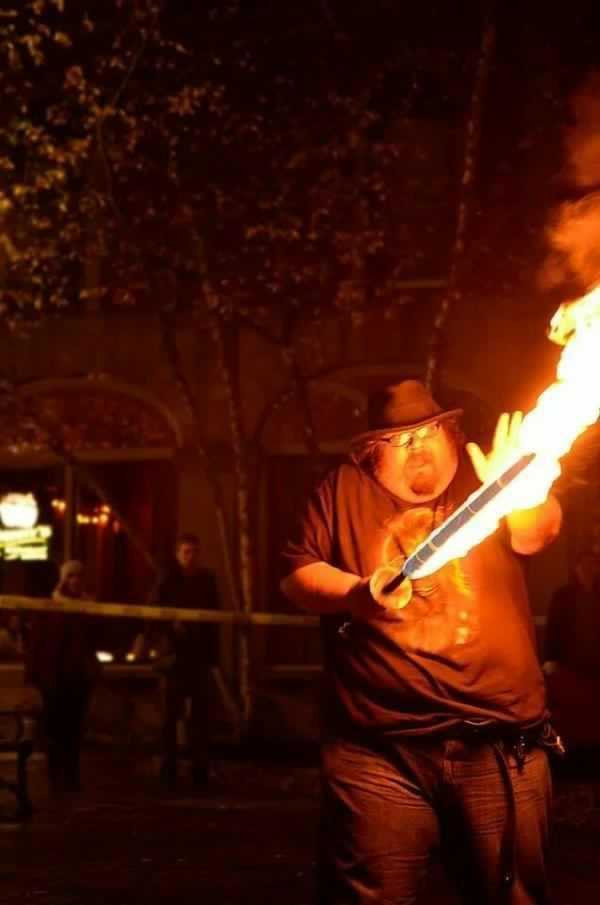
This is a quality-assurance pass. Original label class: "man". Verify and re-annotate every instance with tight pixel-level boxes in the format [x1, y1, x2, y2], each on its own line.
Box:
[281, 380, 562, 905]
[544, 549, 600, 675]
[543, 549, 600, 748]
[137, 534, 220, 786]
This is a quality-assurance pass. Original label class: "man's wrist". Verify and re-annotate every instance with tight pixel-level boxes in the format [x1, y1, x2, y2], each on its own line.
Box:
[346, 575, 410, 621]
[345, 577, 380, 620]
[507, 494, 561, 554]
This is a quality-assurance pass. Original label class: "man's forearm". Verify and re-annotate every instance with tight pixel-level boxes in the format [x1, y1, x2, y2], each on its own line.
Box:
[507, 494, 562, 555]
[280, 562, 362, 615]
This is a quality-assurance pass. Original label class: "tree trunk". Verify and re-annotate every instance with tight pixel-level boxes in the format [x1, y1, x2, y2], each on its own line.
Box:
[158, 311, 241, 611]
[204, 294, 255, 728]
[424, 3, 496, 393]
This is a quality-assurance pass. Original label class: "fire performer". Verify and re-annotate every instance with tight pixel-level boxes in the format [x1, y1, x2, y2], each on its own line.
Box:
[281, 379, 563, 905]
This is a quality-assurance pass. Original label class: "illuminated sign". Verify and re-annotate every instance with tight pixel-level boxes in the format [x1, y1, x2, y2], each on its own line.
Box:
[0, 525, 52, 560]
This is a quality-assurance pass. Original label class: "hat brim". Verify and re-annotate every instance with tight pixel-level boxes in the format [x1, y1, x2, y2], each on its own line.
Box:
[351, 408, 463, 448]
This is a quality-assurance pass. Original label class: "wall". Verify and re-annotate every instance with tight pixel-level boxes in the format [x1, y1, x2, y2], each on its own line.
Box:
[0, 296, 578, 745]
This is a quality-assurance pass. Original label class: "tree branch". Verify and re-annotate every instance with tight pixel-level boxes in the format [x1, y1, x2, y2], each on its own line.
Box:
[424, 2, 496, 392]
[9, 385, 159, 573]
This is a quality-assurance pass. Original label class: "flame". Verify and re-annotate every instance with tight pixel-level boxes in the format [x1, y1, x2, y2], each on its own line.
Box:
[409, 286, 600, 577]
[520, 286, 600, 456]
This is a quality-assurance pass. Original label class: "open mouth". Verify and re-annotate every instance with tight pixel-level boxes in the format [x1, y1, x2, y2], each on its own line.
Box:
[408, 456, 433, 470]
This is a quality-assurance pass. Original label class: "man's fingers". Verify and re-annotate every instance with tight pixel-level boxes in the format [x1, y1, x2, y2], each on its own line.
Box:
[493, 412, 510, 452]
[466, 442, 487, 481]
[508, 411, 523, 448]
[470, 411, 527, 484]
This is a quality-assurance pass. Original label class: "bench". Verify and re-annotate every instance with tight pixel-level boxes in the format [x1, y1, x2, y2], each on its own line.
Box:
[0, 675, 41, 820]
[0, 708, 36, 819]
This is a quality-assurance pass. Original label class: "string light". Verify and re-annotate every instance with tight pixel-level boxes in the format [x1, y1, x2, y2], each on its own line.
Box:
[96, 651, 114, 663]
[52, 498, 112, 527]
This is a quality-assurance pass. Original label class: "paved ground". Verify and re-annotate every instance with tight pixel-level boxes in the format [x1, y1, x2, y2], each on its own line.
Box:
[1, 749, 600, 904]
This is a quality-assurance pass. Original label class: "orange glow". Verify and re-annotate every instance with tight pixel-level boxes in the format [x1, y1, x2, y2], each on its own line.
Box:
[77, 514, 104, 525]
[406, 286, 600, 577]
[57, 501, 113, 527]
[53, 500, 112, 518]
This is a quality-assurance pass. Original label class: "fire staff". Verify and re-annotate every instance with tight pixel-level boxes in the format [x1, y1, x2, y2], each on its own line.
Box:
[281, 379, 562, 905]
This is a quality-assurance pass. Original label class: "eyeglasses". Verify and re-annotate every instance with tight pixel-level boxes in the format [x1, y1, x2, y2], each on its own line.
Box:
[380, 422, 441, 449]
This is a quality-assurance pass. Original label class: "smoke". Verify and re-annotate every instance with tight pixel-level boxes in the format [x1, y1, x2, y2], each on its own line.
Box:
[541, 73, 600, 291]
[544, 193, 600, 289]
[567, 73, 600, 189]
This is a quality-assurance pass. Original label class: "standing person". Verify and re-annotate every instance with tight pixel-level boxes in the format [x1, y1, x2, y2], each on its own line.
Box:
[281, 380, 564, 905]
[25, 560, 98, 797]
[544, 549, 600, 677]
[135, 533, 220, 787]
[543, 549, 600, 748]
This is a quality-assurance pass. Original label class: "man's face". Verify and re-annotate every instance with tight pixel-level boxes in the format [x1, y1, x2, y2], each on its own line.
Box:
[374, 421, 459, 503]
[176, 542, 200, 572]
[64, 572, 83, 596]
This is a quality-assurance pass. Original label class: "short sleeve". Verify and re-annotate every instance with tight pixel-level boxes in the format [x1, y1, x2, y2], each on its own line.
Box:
[281, 473, 335, 578]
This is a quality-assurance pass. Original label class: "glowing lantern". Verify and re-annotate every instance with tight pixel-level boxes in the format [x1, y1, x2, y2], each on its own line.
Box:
[0, 493, 39, 529]
[95, 651, 114, 663]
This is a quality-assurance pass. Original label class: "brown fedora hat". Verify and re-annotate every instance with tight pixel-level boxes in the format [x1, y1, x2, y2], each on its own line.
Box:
[352, 380, 462, 446]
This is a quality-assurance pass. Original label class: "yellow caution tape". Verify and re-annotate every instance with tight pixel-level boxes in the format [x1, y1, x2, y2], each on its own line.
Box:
[0, 594, 318, 627]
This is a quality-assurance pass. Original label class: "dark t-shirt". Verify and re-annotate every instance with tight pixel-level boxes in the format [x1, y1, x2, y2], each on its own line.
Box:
[150, 566, 220, 670]
[282, 458, 546, 737]
[25, 604, 96, 691]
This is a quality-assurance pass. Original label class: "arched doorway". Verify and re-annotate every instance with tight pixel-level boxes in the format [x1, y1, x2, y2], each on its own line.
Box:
[0, 377, 182, 653]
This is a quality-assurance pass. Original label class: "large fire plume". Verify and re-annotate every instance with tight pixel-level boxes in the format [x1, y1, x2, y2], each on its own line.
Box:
[377, 286, 600, 597]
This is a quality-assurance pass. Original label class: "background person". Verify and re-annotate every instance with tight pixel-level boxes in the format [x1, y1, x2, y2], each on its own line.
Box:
[543, 548, 600, 751]
[25, 560, 99, 797]
[132, 533, 220, 787]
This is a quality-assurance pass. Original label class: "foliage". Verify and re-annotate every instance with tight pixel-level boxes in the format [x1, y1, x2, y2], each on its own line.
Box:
[0, 0, 478, 334]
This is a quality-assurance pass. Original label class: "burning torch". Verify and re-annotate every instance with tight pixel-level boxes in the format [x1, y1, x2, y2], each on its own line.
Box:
[371, 287, 600, 608]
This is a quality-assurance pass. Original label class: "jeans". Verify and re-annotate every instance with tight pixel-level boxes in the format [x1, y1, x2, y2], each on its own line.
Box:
[319, 734, 552, 905]
[159, 670, 212, 774]
[42, 681, 91, 794]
